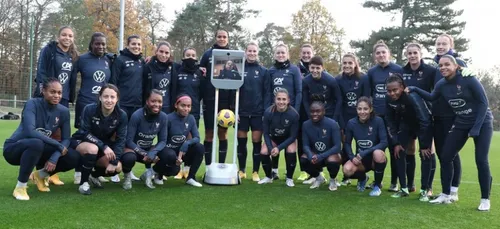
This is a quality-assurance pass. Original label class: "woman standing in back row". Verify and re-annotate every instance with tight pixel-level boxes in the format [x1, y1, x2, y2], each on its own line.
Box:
[236, 42, 267, 181]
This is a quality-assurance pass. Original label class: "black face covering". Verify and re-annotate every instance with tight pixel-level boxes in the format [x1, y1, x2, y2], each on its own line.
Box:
[274, 59, 291, 69]
[182, 58, 198, 73]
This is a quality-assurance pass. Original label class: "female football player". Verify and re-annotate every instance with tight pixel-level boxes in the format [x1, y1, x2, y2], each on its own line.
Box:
[385, 74, 435, 200]
[143, 41, 176, 114]
[366, 40, 403, 192]
[120, 89, 168, 190]
[258, 88, 299, 187]
[431, 34, 468, 201]
[35, 26, 79, 107]
[237, 42, 267, 181]
[160, 94, 205, 187]
[300, 98, 342, 191]
[4, 78, 79, 200]
[407, 55, 492, 211]
[342, 96, 387, 196]
[173, 48, 204, 179]
[71, 84, 128, 195]
[264, 43, 302, 179]
[110, 35, 144, 119]
[199, 29, 234, 167]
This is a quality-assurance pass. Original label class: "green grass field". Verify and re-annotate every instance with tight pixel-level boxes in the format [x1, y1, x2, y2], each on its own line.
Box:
[0, 119, 498, 229]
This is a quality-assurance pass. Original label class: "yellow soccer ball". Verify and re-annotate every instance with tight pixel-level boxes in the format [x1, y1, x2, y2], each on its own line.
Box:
[217, 109, 235, 128]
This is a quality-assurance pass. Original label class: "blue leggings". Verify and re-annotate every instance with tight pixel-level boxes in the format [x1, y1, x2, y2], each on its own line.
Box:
[434, 117, 461, 187]
[440, 121, 492, 199]
[3, 138, 79, 182]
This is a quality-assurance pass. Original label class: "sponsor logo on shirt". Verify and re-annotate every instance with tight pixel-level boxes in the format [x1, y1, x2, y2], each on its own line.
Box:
[448, 99, 466, 108]
[92, 86, 101, 94]
[58, 72, 69, 84]
[314, 142, 326, 151]
[171, 135, 186, 143]
[36, 128, 52, 137]
[273, 77, 284, 85]
[358, 140, 373, 148]
[159, 78, 169, 88]
[93, 70, 106, 83]
[61, 62, 72, 71]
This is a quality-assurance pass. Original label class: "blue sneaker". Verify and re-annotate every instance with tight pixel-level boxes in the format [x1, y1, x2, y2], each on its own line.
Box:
[357, 174, 369, 192]
[369, 185, 382, 196]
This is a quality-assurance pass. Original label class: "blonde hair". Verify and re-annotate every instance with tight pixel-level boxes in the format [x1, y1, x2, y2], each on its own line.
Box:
[436, 34, 455, 49]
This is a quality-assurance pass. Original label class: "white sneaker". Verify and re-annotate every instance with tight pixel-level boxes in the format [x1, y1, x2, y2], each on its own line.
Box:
[310, 176, 325, 189]
[303, 177, 316, 185]
[478, 199, 491, 211]
[98, 176, 109, 183]
[74, 172, 81, 185]
[110, 174, 120, 183]
[130, 171, 140, 181]
[186, 178, 202, 187]
[154, 174, 164, 185]
[141, 170, 155, 189]
[450, 192, 459, 202]
[429, 193, 452, 204]
[258, 177, 273, 185]
[78, 182, 91, 195]
[329, 178, 338, 191]
[122, 174, 132, 190]
[286, 178, 295, 187]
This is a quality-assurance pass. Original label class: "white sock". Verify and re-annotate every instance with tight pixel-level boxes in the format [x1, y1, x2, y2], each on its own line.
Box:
[74, 172, 81, 177]
[16, 181, 27, 188]
[38, 169, 50, 178]
[450, 186, 459, 193]
[272, 168, 278, 173]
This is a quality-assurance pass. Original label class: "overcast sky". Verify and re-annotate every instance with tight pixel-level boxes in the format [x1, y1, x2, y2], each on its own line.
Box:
[160, 0, 499, 70]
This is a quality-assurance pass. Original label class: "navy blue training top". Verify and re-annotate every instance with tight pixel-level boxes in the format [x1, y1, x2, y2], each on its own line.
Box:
[432, 53, 467, 119]
[35, 41, 76, 102]
[344, 116, 388, 159]
[72, 103, 128, 164]
[126, 108, 168, 159]
[165, 112, 200, 153]
[402, 60, 436, 93]
[239, 61, 267, 116]
[75, 52, 112, 105]
[411, 71, 492, 136]
[143, 57, 175, 113]
[302, 117, 341, 162]
[262, 106, 300, 152]
[302, 71, 342, 121]
[264, 62, 302, 111]
[175, 65, 203, 119]
[336, 73, 370, 129]
[385, 92, 433, 149]
[367, 63, 403, 116]
[110, 49, 144, 107]
[6, 98, 71, 158]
